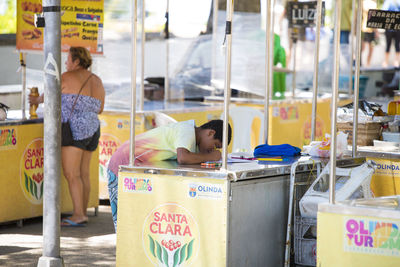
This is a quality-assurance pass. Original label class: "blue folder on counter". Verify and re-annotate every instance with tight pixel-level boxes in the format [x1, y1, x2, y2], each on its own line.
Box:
[253, 144, 301, 158]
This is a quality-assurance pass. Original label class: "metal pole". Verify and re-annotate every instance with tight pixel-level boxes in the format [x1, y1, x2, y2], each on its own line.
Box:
[329, 0, 342, 204]
[349, 0, 356, 95]
[139, 0, 145, 111]
[221, 0, 234, 170]
[311, 0, 323, 141]
[20, 52, 26, 119]
[292, 41, 297, 97]
[37, 0, 63, 266]
[264, 0, 273, 144]
[352, 0, 362, 156]
[164, 0, 170, 104]
[129, 0, 138, 166]
[211, 0, 219, 96]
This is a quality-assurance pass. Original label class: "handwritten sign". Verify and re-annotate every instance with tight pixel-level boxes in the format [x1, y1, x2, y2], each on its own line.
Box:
[287, 1, 325, 28]
[367, 9, 400, 30]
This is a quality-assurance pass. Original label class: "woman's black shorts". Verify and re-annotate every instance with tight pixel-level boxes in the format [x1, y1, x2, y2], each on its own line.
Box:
[63, 127, 100, 152]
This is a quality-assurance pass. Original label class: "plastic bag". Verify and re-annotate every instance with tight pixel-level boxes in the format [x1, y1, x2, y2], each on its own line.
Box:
[304, 131, 348, 158]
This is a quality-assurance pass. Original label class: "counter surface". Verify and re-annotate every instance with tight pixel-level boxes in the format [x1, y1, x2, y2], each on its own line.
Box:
[119, 156, 365, 181]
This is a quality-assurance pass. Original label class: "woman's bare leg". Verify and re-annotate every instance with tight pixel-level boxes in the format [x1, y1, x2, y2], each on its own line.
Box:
[80, 150, 92, 216]
[61, 146, 88, 223]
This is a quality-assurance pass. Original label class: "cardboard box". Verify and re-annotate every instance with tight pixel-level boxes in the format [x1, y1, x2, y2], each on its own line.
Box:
[337, 122, 382, 146]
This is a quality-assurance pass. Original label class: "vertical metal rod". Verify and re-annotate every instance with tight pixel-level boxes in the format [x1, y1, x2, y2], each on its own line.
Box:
[352, 0, 362, 156]
[139, 0, 145, 111]
[221, 0, 234, 170]
[264, 0, 273, 144]
[129, 0, 138, 166]
[164, 0, 170, 104]
[292, 41, 297, 97]
[349, 0, 356, 95]
[211, 0, 219, 96]
[311, 0, 322, 141]
[329, 0, 342, 204]
[20, 53, 26, 119]
[37, 0, 63, 266]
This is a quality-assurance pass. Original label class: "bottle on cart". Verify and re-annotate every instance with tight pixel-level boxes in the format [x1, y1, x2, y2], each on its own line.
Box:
[29, 87, 39, 119]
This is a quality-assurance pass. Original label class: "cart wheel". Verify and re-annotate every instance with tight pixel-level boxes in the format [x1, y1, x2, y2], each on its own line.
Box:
[17, 219, 23, 228]
[94, 207, 98, 216]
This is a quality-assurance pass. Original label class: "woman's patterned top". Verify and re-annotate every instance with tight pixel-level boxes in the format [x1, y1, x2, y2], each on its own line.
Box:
[62, 94, 101, 140]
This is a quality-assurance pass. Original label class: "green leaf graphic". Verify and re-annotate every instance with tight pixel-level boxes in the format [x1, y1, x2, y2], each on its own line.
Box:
[33, 182, 38, 199]
[162, 246, 168, 266]
[148, 235, 156, 257]
[179, 244, 187, 265]
[24, 173, 29, 192]
[173, 247, 181, 267]
[29, 176, 33, 195]
[186, 239, 194, 260]
[155, 240, 163, 263]
[40, 182, 44, 199]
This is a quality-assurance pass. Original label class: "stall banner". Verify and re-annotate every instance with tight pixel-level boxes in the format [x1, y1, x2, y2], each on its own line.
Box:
[0, 127, 17, 150]
[20, 138, 44, 204]
[369, 158, 400, 197]
[116, 172, 227, 267]
[317, 211, 400, 266]
[0, 122, 99, 223]
[98, 112, 147, 198]
[269, 98, 330, 147]
[16, 0, 104, 54]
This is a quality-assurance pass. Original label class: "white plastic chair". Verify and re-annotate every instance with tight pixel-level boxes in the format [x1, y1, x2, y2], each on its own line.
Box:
[299, 160, 376, 218]
[224, 105, 264, 153]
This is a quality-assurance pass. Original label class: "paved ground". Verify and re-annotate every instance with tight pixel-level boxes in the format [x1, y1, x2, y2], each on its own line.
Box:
[0, 205, 116, 267]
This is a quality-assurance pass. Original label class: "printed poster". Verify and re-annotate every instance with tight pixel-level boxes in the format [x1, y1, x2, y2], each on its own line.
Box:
[116, 172, 228, 267]
[16, 0, 104, 54]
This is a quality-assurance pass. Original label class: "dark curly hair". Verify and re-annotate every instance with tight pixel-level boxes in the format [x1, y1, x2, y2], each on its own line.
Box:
[200, 120, 232, 145]
[69, 46, 92, 69]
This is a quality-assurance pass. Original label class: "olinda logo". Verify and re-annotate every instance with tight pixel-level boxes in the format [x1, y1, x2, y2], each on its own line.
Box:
[345, 218, 400, 255]
[0, 128, 17, 149]
[142, 203, 200, 267]
[20, 138, 44, 204]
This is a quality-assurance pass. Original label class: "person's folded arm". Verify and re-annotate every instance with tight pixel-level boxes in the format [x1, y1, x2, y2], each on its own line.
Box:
[176, 147, 221, 165]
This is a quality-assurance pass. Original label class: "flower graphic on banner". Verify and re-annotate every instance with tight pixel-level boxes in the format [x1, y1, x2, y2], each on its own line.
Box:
[20, 138, 44, 204]
[148, 236, 194, 267]
[142, 203, 200, 266]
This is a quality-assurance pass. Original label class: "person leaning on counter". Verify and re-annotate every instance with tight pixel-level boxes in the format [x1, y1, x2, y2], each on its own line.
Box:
[107, 119, 232, 231]
[29, 46, 105, 227]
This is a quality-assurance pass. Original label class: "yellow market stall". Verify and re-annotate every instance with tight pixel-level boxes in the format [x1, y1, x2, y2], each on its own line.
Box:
[0, 113, 98, 224]
[317, 1, 400, 265]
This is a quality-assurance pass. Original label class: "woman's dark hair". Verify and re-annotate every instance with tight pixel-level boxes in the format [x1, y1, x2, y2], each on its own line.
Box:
[200, 120, 232, 145]
[69, 46, 92, 69]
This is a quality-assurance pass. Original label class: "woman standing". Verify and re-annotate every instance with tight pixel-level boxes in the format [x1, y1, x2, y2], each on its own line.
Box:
[30, 47, 105, 226]
[60, 47, 105, 226]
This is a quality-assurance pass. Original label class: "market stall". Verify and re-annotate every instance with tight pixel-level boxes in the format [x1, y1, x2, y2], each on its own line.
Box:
[317, 1, 400, 266]
[116, 157, 364, 266]
[0, 112, 99, 224]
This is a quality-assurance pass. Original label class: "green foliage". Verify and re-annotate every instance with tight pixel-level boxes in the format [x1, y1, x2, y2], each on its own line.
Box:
[0, 0, 16, 34]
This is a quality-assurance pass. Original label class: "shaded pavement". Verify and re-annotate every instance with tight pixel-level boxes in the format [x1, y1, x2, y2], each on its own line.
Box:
[0, 205, 116, 267]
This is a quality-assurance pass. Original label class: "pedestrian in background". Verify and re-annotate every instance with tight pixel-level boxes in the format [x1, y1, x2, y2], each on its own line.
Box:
[382, 0, 400, 67]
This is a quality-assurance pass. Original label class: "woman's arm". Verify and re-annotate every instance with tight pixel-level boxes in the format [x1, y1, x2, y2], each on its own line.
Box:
[176, 147, 221, 164]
